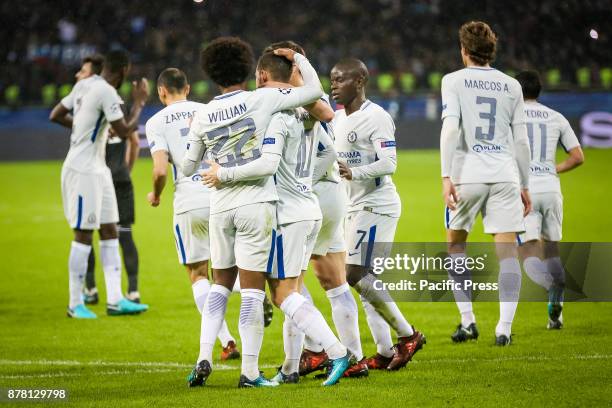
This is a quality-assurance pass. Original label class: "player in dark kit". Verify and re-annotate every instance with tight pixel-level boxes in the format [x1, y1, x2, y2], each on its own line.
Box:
[101, 125, 141, 302]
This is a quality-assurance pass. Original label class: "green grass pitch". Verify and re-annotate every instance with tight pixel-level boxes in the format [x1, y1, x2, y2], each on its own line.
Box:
[1, 149, 611, 407]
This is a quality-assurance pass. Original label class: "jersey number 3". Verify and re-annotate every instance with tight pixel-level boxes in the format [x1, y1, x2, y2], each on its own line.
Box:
[475, 96, 497, 141]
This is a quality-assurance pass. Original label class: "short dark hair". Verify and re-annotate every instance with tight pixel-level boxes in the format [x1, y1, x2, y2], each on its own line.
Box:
[82, 54, 104, 75]
[459, 21, 497, 66]
[200, 37, 254, 87]
[104, 50, 130, 74]
[263, 40, 305, 56]
[157, 68, 189, 93]
[257, 52, 293, 83]
[516, 70, 542, 99]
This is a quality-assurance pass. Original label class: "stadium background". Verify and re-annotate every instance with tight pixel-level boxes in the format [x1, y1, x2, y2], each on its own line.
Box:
[1, 1, 611, 406]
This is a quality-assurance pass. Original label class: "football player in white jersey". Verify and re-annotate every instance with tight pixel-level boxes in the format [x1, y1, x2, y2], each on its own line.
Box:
[440, 21, 532, 346]
[515, 71, 584, 330]
[202, 51, 352, 386]
[49, 50, 149, 318]
[332, 58, 426, 371]
[144, 68, 240, 363]
[262, 41, 366, 379]
[181, 38, 340, 388]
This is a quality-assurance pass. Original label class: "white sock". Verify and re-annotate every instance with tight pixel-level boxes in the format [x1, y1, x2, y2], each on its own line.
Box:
[355, 273, 414, 337]
[239, 288, 265, 379]
[192, 279, 211, 313]
[280, 292, 346, 360]
[301, 285, 324, 352]
[448, 252, 475, 327]
[523, 257, 552, 290]
[546, 257, 566, 288]
[496, 257, 522, 336]
[217, 320, 235, 347]
[282, 316, 304, 375]
[327, 283, 363, 360]
[68, 241, 91, 309]
[198, 284, 231, 365]
[192, 280, 235, 347]
[100, 239, 123, 305]
[361, 296, 394, 357]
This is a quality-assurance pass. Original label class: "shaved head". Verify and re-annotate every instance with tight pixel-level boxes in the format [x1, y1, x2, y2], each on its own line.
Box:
[333, 58, 369, 82]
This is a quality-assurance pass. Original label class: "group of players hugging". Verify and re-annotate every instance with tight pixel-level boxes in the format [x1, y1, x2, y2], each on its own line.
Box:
[51, 20, 583, 388]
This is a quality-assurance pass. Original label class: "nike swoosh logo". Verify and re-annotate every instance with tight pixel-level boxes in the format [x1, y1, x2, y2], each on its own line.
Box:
[348, 252, 360, 256]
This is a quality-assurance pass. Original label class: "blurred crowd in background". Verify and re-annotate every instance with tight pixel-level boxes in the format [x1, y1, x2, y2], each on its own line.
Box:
[2, 0, 611, 107]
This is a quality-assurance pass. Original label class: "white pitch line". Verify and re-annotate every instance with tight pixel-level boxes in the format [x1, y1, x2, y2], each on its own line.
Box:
[0, 354, 609, 379]
[0, 360, 279, 380]
[0, 368, 177, 380]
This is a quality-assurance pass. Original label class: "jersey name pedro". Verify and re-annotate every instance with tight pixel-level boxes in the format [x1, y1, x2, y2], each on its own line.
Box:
[145, 100, 211, 214]
[263, 111, 322, 225]
[441, 67, 526, 185]
[61, 75, 124, 173]
[523, 101, 580, 193]
[334, 100, 401, 217]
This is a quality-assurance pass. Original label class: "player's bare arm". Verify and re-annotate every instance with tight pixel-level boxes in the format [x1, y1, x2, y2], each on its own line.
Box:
[110, 78, 149, 139]
[557, 146, 585, 173]
[125, 130, 140, 172]
[511, 120, 532, 215]
[147, 150, 169, 207]
[49, 103, 73, 128]
[440, 116, 461, 210]
[304, 100, 334, 122]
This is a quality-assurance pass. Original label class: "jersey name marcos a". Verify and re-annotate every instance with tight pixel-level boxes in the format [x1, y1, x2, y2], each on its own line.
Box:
[523, 101, 580, 193]
[441, 67, 526, 185]
[334, 100, 401, 217]
[61, 75, 124, 173]
[145, 100, 211, 214]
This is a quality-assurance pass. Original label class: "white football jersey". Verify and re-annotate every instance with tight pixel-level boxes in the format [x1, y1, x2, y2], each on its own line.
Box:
[313, 120, 341, 184]
[61, 75, 124, 173]
[185, 85, 323, 214]
[263, 111, 322, 225]
[334, 100, 401, 217]
[145, 100, 211, 214]
[523, 100, 580, 193]
[441, 67, 526, 185]
[311, 94, 341, 184]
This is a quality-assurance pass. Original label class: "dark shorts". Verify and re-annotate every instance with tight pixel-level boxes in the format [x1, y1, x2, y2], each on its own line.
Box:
[114, 180, 135, 226]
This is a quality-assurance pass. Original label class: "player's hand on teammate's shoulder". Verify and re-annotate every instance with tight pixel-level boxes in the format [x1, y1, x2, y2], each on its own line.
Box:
[147, 191, 160, 207]
[131, 78, 150, 106]
[201, 160, 222, 188]
[442, 177, 459, 210]
[338, 160, 352, 180]
[521, 188, 532, 216]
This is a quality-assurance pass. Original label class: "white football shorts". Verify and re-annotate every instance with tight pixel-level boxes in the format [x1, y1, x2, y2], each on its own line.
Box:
[61, 166, 119, 230]
[345, 210, 398, 267]
[519, 192, 563, 242]
[209, 202, 276, 271]
[446, 182, 525, 234]
[173, 207, 211, 265]
[268, 219, 322, 279]
[312, 181, 347, 256]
